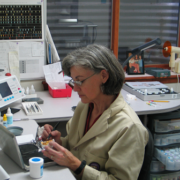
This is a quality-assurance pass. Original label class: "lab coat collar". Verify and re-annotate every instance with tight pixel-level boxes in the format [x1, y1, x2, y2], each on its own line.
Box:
[74, 93, 126, 148]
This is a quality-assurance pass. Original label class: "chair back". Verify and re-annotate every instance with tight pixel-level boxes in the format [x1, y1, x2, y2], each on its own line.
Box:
[138, 127, 154, 180]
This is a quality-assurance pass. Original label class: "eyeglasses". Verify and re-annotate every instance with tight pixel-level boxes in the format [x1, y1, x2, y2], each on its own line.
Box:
[69, 73, 96, 87]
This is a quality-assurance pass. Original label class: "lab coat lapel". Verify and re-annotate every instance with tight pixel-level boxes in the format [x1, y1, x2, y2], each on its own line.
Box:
[77, 104, 88, 139]
[74, 93, 126, 148]
[75, 111, 110, 148]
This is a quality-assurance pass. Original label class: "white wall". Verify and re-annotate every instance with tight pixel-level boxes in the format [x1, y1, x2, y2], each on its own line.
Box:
[20, 79, 45, 92]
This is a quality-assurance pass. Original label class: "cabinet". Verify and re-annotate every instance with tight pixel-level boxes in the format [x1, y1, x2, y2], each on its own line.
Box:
[148, 109, 180, 180]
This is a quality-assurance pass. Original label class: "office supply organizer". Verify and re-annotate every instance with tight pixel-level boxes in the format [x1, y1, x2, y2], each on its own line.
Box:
[22, 102, 43, 116]
[48, 84, 72, 98]
[123, 81, 180, 101]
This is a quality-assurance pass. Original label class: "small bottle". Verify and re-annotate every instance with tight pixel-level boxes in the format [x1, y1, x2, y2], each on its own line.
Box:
[6, 107, 13, 126]
[26, 87, 30, 95]
[21, 87, 25, 94]
[30, 85, 35, 94]
[3, 114, 7, 127]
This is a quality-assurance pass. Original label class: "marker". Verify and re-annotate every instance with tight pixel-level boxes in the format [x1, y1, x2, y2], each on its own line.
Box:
[146, 102, 156, 107]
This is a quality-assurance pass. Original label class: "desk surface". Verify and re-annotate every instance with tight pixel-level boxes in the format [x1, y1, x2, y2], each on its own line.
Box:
[12, 90, 180, 123]
[0, 120, 76, 180]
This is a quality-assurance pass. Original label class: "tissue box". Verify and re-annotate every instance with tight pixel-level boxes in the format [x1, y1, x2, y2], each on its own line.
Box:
[48, 84, 72, 98]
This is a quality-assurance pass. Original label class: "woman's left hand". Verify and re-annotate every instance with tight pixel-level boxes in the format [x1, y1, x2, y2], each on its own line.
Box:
[42, 141, 81, 172]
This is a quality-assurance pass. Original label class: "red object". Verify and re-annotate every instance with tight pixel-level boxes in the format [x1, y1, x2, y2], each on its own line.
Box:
[163, 41, 171, 57]
[5, 73, 11, 76]
[48, 84, 72, 98]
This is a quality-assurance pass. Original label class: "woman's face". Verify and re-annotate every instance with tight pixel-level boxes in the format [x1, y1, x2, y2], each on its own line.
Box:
[70, 66, 107, 104]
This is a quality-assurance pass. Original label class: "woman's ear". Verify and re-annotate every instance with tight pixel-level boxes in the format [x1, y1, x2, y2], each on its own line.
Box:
[100, 70, 109, 83]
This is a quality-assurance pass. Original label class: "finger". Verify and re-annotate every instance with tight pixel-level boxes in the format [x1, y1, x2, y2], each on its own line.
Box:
[41, 130, 50, 141]
[44, 124, 53, 133]
[45, 142, 64, 157]
[42, 150, 55, 160]
[50, 130, 61, 140]
[49, 141, 65, 152]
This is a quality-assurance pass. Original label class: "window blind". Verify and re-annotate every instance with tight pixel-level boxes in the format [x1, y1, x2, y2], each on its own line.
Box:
[47, 0, 112, 61]
[118, 1, 180, 65]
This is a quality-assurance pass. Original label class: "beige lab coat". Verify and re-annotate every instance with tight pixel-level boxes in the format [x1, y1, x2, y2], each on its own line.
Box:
[61, 93, 149, 180]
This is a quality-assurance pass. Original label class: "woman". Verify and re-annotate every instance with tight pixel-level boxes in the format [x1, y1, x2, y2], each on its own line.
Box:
[41, 44, 149, 180]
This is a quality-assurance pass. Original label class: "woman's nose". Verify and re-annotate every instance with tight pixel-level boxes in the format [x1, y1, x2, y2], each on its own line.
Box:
[73, 84, 80, 92]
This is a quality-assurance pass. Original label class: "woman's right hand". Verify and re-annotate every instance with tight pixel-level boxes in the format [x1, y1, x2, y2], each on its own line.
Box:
[41, 124, 62, 145]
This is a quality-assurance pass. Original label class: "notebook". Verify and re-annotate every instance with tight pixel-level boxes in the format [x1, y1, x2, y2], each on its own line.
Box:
[0, 125, 56, 171]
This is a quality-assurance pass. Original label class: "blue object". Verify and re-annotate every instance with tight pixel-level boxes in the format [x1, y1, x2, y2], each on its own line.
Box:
[48, 44, 52, 64]
[32, 158, 41, 162]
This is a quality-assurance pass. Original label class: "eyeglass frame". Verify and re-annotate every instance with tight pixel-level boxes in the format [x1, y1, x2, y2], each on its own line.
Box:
[69, 73, 96, 87]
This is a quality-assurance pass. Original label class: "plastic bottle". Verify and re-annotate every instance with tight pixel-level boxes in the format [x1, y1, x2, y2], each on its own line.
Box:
[26, 87, 30, 95]
[3, 114, 7, 127]
[6, 107, 13, 126]
[30, 85, 36, 94]
[21, 87, 25, 94]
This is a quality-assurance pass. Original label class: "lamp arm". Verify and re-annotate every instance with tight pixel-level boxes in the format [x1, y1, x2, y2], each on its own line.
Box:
[122, 38, 161, 68]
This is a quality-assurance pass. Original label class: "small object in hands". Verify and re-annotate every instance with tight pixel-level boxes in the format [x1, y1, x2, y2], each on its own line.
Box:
[41, 139, 54, 148]
[35, 127, 42, 149]
[47, 122, 60, 139]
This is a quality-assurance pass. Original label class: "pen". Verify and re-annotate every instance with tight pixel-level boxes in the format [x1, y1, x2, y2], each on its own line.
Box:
[151, 100, 169, 103]
[47, 122, 61, 139]
[58, 70, 62, 74]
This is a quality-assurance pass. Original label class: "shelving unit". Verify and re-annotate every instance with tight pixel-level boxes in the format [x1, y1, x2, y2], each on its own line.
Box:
[148, 109, 180, 180]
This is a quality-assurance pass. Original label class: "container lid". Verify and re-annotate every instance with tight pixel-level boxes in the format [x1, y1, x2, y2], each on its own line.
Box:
[7, 126, 23, 136]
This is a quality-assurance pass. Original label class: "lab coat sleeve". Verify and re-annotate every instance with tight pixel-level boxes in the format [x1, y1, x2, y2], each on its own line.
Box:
[82, 124, 148, 180]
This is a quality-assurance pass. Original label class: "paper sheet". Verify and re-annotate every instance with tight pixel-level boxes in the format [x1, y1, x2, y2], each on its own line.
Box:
[32, 42, 44, 57]
[16, 134, 35, 145]
[125, 81, 168, 89]
[0, 41, 45, 80]
[0, 43, 10, 73]
[18, 42, 45, 80]
[19, 42, 32, 57]
[9, 51, 20, 81]
[43, 62, 66, 89]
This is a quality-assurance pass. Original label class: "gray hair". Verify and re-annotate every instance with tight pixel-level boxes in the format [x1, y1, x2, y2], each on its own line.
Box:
[62, 44, 125, 95]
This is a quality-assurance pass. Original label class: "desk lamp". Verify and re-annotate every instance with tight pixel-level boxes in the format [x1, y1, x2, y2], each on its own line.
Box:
[122, 38, 162, 68]
[163, 41, 180, 73]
